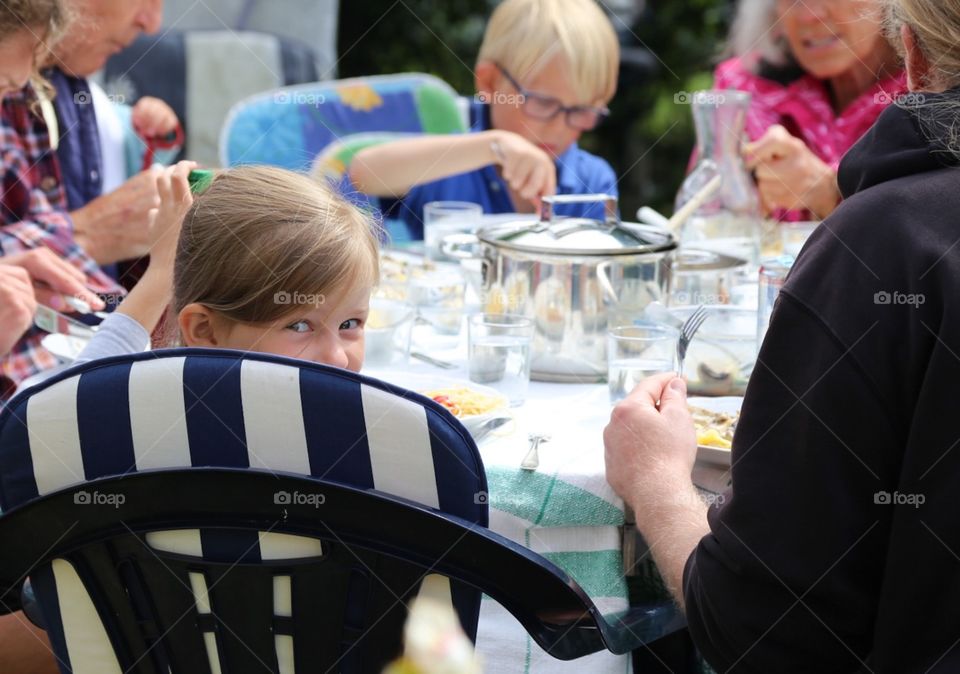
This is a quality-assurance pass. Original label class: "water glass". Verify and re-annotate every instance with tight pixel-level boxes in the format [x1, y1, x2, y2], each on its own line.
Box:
[424, 201, 482, 261]
[607, 324, 679, 403]
[468, 314, 534, 406]
[781, 221, 819, 258]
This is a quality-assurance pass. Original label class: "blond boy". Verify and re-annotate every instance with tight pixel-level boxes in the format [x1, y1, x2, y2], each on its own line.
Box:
[349, 0, 620, 237]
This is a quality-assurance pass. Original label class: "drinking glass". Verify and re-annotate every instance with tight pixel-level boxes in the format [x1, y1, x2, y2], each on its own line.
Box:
[607, 324, 679, 403]
[468, 314, 534, 406]
[424, 201, 482, 261]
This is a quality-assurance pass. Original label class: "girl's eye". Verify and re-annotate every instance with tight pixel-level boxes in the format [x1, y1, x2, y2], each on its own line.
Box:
[285, 320, 312, 334]
[339, 318, 362, 331]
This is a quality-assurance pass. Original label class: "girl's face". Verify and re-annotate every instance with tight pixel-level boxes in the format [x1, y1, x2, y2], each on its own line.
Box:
[0, 29, 41, 99]
[778, 0, 888, 80]
[181, 283, 372, 372]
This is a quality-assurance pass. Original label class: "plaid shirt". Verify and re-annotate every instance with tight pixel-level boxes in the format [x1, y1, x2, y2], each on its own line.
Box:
[0, 83, 125, 389]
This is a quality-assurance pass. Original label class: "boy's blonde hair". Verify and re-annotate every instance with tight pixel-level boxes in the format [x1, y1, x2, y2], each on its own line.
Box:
[477, 0, 619, 104]
[173, 166, 381, 326]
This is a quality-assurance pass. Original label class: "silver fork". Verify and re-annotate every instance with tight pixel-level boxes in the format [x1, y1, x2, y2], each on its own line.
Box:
[677, 305, 709, 376]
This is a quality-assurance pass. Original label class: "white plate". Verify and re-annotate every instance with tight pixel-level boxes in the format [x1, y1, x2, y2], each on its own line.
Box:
[689, 396, 742, 467]
[363, 370, 509, 433]
[41, 333, 90, 364]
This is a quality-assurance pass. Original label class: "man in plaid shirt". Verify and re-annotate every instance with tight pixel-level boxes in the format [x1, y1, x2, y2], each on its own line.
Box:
[0, 1, 165, 391]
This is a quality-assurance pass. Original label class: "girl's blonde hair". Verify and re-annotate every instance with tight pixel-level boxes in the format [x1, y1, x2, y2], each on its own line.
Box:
[0, 0, 68, 93]
[173, 166, 381, 327]
[477, 0, 619, 104]
[0, 0, 65, 42]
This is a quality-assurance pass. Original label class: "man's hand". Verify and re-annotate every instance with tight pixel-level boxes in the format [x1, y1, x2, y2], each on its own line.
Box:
[604, 373, 709, 609]
[71, 167, 163, 265]
[0, 248, 104, 312]
[132, 96, 180, 139]
[0, 265, 35, 356]
[745, 125, 841, 219]
[604, 373, 698, 509]
[490, 130, 557, 207]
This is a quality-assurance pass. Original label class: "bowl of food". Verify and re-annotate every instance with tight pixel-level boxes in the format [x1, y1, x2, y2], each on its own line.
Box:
[419, 383, 509, 433]
[365, 298, 415, 367]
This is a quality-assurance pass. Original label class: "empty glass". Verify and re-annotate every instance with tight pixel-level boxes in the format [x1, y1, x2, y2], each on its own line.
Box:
[423, 201, 482, 261]
[409, 269, 467, 349]
[607, 324, 679, 403]
[468, 314, 534, 406]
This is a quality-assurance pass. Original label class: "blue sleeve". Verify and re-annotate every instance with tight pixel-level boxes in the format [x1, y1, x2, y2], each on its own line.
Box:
[380, 185, 428, 241]
[595, 160, 618, 199]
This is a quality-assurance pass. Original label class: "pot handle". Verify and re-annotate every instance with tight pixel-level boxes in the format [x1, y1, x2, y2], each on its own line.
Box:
[596, 260, 620, 306]
[439, 232, 481, 260]
[540, 193, 618, 226]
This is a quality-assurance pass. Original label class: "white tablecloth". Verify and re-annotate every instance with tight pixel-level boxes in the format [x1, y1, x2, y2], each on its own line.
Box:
[366, 340, 634, 674]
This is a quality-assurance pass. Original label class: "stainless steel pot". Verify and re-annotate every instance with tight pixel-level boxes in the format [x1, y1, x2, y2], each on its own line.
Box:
[443, 194, 677, 383]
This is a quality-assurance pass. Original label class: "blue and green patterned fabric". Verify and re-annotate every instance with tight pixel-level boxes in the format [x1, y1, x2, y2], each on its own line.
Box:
[220, 73, 467, 170]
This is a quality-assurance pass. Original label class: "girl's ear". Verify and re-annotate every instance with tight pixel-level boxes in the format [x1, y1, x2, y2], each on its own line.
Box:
[475, 60, 499, 103]
[178, 303, 222, 347]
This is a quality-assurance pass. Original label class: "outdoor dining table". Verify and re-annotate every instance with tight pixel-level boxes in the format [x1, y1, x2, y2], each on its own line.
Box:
[366, 334, 669, 674]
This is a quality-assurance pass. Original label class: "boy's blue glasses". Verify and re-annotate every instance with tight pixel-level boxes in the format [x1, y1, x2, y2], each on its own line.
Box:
[494, 63, 610, 132]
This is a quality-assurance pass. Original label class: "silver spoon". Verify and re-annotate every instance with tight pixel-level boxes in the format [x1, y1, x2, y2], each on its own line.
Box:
[521, 433, 551, 471]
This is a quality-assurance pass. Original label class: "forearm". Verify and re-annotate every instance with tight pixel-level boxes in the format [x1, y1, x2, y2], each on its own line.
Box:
[116, 264, 172, 334]
[349, 130, 500, 197]
[630, 475, 709, 611]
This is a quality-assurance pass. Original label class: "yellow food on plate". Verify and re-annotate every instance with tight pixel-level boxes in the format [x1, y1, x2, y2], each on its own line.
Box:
[690, 405, 739, 449]
[421, 387, 505, 418]
[696, 428, 732, 449]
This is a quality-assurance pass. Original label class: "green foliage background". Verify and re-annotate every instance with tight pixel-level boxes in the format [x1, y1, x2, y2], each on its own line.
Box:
[338, 0, 733, 218]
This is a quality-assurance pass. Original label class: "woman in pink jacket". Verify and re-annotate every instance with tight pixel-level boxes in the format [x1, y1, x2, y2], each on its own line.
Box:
[718, 0, 906, 220]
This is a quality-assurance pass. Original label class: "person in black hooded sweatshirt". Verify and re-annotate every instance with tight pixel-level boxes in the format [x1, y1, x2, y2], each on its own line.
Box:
[604, 0, 960, 671]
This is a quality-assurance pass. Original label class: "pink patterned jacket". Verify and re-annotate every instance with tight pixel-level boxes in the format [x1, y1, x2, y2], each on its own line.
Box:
[713, 57, 908, 221]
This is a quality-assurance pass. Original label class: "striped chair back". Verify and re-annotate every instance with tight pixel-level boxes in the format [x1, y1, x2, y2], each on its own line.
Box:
[0, 349, 488, 673]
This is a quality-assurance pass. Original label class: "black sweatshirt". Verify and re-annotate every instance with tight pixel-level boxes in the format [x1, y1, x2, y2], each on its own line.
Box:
[683, 95, 960, 672]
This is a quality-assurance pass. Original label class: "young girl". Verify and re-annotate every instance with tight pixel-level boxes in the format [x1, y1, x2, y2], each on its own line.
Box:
[76, 163, 382, 370]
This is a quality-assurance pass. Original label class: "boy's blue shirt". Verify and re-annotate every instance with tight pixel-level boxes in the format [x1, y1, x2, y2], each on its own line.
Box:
[385, 101, 618, 238]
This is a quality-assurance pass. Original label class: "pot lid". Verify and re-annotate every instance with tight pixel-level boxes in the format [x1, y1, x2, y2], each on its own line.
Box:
[674, 248, 747, 272]
[478, 217, 676, 256]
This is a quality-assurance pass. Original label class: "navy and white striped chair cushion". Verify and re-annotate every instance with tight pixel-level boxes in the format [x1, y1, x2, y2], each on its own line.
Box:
[0, 349, 487, 673]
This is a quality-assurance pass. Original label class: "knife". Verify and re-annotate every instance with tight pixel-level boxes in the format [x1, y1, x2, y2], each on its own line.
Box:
[34, 305, 98, 339]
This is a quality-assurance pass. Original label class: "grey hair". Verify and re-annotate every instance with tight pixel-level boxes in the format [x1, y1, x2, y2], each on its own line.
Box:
[881, 0, 960, 160]
[725, 0, 788, 66]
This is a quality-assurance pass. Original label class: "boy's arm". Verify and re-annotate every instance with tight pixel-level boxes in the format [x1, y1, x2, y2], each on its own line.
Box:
[349, 129, 556, 206]
[349, 131, 501, 197]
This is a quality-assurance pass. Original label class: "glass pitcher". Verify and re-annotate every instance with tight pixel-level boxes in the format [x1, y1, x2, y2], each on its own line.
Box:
[675, 90, 762, 264]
